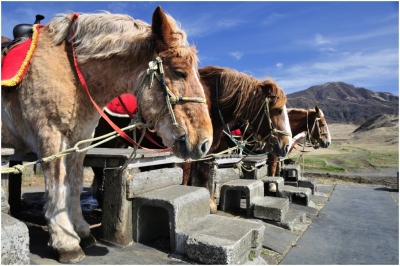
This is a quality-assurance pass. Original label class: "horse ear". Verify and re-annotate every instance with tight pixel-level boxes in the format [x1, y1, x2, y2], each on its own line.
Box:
[315, 105, 320, 113]
[260, 83, 274, 96]
[152, 6, 173, 52]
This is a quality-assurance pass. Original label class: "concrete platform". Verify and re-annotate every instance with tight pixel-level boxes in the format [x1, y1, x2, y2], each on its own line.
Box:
[14, 182, 399, 265]
[281, 185, 399, 264]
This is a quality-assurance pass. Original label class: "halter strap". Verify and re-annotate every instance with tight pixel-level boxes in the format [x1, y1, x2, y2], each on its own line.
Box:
[135, 56, 206, 140]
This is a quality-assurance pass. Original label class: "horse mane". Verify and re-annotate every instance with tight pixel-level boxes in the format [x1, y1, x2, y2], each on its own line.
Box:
[201, 66, 287, 118]
[47, 11, 198, 65]
[287, 108, 317, 114]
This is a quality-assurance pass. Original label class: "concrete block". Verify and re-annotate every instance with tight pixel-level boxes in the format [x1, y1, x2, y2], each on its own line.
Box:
[279, 185, 312, 206]
[264, 209, 306, 231]
[178, 215, 265, 264]
[298, 177, 317, 194]
[253, 196, 289, 221]
[282, 164, 301, 182]
[260, 176, 284, 197]
[219, 179, 264, 216]
[126, 167, 183, 198]
[215, 167, 240, 184]
[241, 164, 268, 180]
[284, 181, 298, 187]
[1, 212, 30, 264]
[132, 185, 209, 253]
[214, 168, 240, 199]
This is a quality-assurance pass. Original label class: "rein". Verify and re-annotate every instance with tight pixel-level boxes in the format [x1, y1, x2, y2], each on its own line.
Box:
[134, 57, 206, 141]
[215, 77, 291, 156]
[306, 110, 328, 147]
[69, 14, 206, 151]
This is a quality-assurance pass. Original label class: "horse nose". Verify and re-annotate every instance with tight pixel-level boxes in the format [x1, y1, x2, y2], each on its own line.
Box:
[198, 138, 211, 156]
[325, 141, 331, 148]
[283, 144, 290, 156]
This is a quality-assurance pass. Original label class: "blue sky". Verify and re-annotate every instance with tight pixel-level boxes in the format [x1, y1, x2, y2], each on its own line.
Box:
[1, 1, 399, 95]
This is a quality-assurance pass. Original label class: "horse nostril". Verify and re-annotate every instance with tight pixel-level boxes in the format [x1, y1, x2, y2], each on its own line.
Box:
[172, 126, 186, 141]
[284, 144, 289, 155]
[199, 139, 210, 155]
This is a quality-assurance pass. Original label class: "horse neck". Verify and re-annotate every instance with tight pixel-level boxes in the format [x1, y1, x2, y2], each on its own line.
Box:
[289, 110, 316, 136]
[79, 56, 150, 108]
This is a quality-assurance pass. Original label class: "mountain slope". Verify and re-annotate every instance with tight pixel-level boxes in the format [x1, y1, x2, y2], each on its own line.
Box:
[286, 82, 399, 124]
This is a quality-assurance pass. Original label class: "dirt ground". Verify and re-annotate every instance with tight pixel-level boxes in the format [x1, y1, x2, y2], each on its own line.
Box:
[292, 122, 398, 187]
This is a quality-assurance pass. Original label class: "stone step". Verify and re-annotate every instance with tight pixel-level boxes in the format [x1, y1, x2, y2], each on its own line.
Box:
[253, 196, 289, 222]
[126, 167, 183, 198]
[282, 164, 301, 182]
[298, 177, 317, 194]
[262, 208, 306, 231]
[1, 212, 30, 264]
[132, 185, 210, 254]
[214, 167, 241, 199]
[279, 185, 312, 206]
[219, 179, 264, 217]
[260, 176, 284, 197]
[176, 214, 265, 264]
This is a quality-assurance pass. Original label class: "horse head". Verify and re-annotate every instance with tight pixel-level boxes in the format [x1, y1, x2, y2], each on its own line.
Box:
[252, 79, 292, 158]
[144, 7, 213, 159]
[309, 105, 331, 149]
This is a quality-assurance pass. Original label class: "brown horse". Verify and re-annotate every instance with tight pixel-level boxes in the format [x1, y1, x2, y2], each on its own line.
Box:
[91, 66, 292, 213]
[183, 66, 292, 212]
[267, 106, 331, 177]
[1, 7, 213, 263]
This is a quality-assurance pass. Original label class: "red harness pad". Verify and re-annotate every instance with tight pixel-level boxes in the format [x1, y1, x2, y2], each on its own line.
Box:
[231, 129, 242, 136]
[105, 94, 137, 116]
[2, 24, 42, 87]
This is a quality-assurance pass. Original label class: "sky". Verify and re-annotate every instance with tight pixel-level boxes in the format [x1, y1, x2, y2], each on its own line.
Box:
[1, 1, 399, 95]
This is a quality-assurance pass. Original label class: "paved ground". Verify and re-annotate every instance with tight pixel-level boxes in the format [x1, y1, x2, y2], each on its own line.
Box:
[281, 184, 399, 265]
[17, 184, 399, 264]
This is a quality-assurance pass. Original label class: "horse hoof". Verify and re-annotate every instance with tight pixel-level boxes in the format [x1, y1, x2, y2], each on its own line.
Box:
[210, 199, 218, 214]
[80, 234, 96, 249]
[58, 247, 85, 264]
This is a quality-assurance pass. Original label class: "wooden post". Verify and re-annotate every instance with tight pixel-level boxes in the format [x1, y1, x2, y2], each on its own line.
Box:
[101, 166, 135, 246]
[8, 160, 22, 216]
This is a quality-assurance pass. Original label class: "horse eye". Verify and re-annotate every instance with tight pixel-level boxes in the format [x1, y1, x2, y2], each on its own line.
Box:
[174, 71, 187, 79]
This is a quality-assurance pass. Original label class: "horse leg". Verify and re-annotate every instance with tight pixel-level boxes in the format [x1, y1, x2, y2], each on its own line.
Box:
[40, 136, 85, 263]
[268, 154, 279, 192]
[66, 152, 96, 249]
[192, 161, 217, 214]
[91, 167, 104, 208]
[181, 162, 192, 186]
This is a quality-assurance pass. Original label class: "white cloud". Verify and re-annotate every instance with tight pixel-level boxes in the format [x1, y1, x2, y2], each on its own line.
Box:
[314, 33, 333, 45]
[276, 63, 283, 69]
[262, 13, 285, 25]
[230, 52, 243, 60]
[264, 48, 398, 94]
[217, 19, 242, 28]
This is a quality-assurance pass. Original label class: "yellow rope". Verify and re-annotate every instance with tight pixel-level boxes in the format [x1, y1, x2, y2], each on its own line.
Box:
[1, 123, 142, 174]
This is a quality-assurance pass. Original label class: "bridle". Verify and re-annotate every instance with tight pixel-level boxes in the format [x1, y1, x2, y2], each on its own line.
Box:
[306, 110, 329, 147]
[70, 13, 207, 146]
[217, 78, 292, 155]
[134, 56, 207, 141]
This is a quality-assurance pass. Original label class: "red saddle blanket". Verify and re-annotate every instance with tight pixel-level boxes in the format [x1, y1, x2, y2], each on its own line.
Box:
[104, 94, 137, 117]
[1, 24, 43, 87]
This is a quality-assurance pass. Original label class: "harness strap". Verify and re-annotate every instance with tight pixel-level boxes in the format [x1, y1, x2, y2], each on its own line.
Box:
[70, 13, 167, 152]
